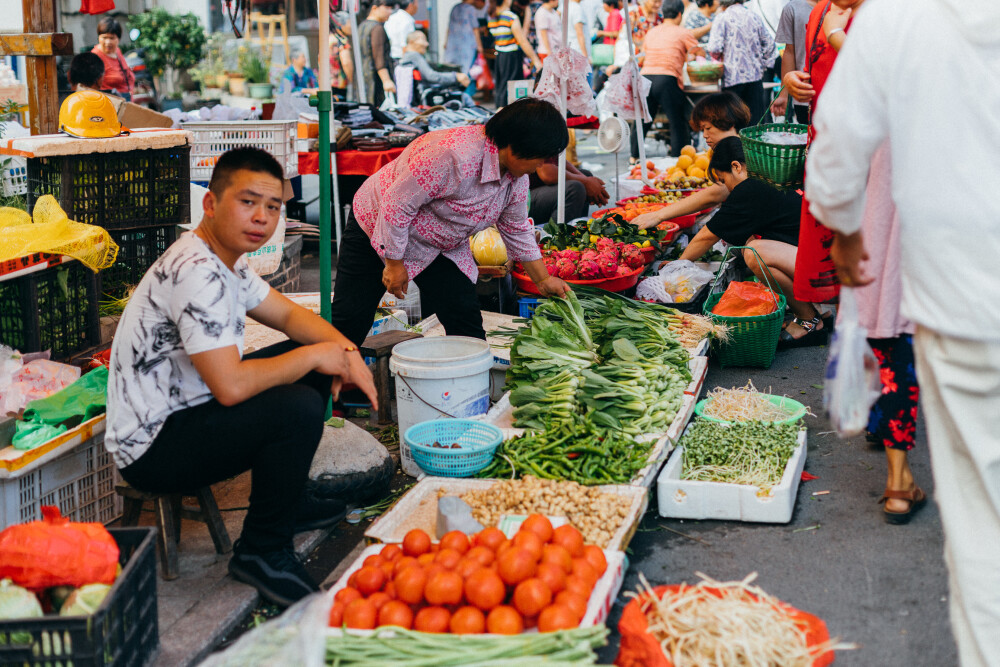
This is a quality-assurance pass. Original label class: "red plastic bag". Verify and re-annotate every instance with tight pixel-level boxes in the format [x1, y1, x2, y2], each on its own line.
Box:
[615, 584, 835, 667]
[0, 506, 119, 590]
[80, 0, 115, 14]
[475, 54, 494, 92]
[712, 281, 779, 317]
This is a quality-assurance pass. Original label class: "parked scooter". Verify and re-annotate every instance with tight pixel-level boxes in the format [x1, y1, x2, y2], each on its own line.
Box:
[125, 30, 158, 110]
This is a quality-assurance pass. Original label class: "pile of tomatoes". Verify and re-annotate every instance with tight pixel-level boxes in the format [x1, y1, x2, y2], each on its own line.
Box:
[329, 516, 608, 635]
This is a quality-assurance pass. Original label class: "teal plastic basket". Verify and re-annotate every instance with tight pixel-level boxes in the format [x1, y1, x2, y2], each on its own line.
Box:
[404, 419, 504, 477]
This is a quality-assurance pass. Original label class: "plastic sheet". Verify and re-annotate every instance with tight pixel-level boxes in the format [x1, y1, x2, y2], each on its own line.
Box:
[533, 48, 598, 118]
[0, 355, 81, 417]
[824, 288, 882, 437]
[600, 60, 651, 124]
[21, 366, 108, 425]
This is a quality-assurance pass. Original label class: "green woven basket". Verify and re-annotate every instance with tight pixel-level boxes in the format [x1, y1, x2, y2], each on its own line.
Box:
[739, 122, 809, 191]
[703, 246, 787, 369]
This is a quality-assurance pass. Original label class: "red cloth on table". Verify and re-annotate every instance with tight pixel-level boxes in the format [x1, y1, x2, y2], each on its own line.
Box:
[794, 0, 853, 303]
[297, 148, 405, 177]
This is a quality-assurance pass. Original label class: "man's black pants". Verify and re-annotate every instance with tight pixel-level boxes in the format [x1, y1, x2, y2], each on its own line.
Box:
[329, 215, 486, 347]
[631, 74, 691, 159]
[529, 169, 594, 224]
[120, 341, 329, 552]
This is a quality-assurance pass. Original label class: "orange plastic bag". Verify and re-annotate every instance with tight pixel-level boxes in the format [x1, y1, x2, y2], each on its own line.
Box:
[615, 584, 835, 667]
[0, 506, 119, 590]
[712, 281, 779, 317]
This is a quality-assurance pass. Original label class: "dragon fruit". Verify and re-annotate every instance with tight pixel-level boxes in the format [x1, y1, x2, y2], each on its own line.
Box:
[616, 264, 634, 277]
[544, 257, 558, 276]
[621, 244, 645, 269]
[577, 259, 601, 280]
[595, 237, 616, 253]
[598, 258, 618, 279]
[597, 250, 618, 266]
[580, 248, 600, 263]
[556, 248, 581, 263]
[555, 258, 578, 280]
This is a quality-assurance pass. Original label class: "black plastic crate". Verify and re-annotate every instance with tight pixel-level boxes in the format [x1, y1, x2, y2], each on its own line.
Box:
[0, 261, 100, 360]
[27, 145, 190, 232]
[99, 226, 178, 300]
[0, 527, 159, 667]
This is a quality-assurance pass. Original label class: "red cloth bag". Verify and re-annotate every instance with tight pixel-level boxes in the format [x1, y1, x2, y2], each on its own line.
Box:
[0, 506, 120, 590]
[615, 584, 836, 667]
[81, 0, 116, 14]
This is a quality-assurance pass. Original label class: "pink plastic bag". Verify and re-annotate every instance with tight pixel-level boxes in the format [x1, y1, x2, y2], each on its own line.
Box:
[0, 355, 80, 417]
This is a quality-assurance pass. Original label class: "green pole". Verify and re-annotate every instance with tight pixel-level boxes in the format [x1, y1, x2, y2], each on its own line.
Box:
[311, 90, 333, 323]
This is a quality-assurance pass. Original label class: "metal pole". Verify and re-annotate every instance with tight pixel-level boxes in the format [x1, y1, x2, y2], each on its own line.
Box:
[317, 0, 333, 323]
[556, 0, 570, 227]
[350, 0, 368, 103]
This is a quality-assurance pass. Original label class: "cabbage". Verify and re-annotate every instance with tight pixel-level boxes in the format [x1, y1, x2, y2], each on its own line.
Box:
[471, 227, 508, 266]
[60, 583, 111, 617]
[0, 579, 43, 619]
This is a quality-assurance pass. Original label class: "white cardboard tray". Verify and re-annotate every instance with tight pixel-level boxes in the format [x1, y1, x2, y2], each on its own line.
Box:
[686, 355, 708, 397]
[364, 476, 649, 552]
[324, 544, 627, 636]
[656, 428, 808, 523]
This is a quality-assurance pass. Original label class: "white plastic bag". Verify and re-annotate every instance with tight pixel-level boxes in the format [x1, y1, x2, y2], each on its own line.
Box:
[0, 352, 80, 417]
[823, 288, 882, 437]
[636, 260, 714, 304]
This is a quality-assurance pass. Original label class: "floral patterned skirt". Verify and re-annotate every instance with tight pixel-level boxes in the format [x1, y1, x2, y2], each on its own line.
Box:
[867, 335, 920, 450]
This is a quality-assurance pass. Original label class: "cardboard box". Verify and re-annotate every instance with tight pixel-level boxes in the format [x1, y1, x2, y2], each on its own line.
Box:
[108, 95, 174, 129]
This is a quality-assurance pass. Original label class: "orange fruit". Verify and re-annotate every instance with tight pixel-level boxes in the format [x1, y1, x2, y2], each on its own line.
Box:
[681, 145, 697, 158]
[486, 605, 524, 635]
[512, 530, 544, 561]
[521, 514, 554, 543]
[450, 606, 487, 634]
[513, 578, 553, 617]
[541, 543, 574, 574]
[380, 544, 403, 562]
[393, 566, 427, 605]
[497, 548, 537, 586]
[582, 545, 608, 577]
[343, 598, 377, 629]
[555, 590, 588, 622]
[570, 559, 599, 590]
[466, 546, 495, 567]
[564, 576, 593, 599]
[538, 604, 580, 632]
[536, 562, 568, 595]
[675, 155, 694, 171]
[328, 601, 345, 627]
[435, 548, 463, 569]
[474, 527, 506, 551]
[377, 600, 413, 629]
[687, 166, 706, 179]
[413, 606, 451, 633]
[334, 587, 362, 606]
[440, 530, 471, 555]
[402, 529, 432, 557]
[693, 155, 710, 171]
[551, 525, 585, 558]
[393, 556, 419, 577]
[354, 566, 386, 596]
[425, 570, 464, 606]
[465, 569, 506, 611]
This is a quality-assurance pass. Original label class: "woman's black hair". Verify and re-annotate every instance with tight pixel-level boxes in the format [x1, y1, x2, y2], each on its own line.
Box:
[707, 136, 745, 181]
[603, 0, 620, 8]
[484, 97, 569, 159]
[96, 17, 122, 39]
[68, 52, 105, 88]
[695, 0, 716, 7]
[689, 91, 751, 132]
[661, 0, 684, 19]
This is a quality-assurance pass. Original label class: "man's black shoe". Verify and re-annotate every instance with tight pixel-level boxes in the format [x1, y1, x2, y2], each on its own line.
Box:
[228, 540, 320, 607]
[295, 494, 348, 533]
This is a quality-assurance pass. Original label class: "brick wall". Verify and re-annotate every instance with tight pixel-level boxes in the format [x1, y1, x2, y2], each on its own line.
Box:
[263, 235, 303, 293]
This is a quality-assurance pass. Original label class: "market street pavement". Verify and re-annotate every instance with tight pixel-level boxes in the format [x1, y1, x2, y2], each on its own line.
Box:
[294, 129, 956, 666]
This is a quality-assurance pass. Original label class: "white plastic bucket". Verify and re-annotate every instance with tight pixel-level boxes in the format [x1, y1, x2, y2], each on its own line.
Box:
[389, 336, 494, 476]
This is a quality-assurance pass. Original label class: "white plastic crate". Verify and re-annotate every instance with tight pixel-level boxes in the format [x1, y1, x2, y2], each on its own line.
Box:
[657, 428, 808, 523]
[1, 431, 122, 530]
[1, 156, 27, 196]
[182, 120, 298, 180]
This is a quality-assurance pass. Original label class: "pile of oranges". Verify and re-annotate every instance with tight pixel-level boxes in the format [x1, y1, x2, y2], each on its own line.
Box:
[329, 517, 608, 635]
[665, 145, 712, 182]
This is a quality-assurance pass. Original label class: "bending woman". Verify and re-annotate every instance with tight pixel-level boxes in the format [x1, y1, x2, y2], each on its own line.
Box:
[680, 137, 826, 346]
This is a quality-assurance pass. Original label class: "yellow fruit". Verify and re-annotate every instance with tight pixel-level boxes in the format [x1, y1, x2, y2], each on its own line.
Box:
[687, 166, 706, 179]
[680, 145, 697, 158]
[589, 234, 599, 243]
[641, 240, 652, 247]
[669, 171, 687, 182]
[694, 156, 710, 171]
[675, 155, 694, 171]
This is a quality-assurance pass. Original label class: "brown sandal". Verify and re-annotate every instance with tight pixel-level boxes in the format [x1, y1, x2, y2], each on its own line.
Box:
[878, 487, 927, 525]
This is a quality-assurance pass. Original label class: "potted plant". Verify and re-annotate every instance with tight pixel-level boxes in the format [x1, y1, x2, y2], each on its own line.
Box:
[239, 48, 272, 99]
[190, 33, 227, 99]
[129, 9, 207, 102]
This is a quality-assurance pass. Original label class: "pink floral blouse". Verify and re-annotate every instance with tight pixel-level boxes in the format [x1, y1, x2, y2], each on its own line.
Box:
[353, 126, 542, 282]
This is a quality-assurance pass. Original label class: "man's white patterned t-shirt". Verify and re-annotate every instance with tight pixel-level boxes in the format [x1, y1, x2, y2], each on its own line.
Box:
[106, 232, 270, 468]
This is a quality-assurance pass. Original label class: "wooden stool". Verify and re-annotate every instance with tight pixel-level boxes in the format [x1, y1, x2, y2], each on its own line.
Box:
[361, 330, 423, 425]
[248, 12, 290, 64]
[116, 482, 232, 581]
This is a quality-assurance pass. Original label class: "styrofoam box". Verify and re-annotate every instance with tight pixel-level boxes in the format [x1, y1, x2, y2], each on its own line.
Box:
[364, 476, 649, 552]
[657, 428, 808, 523]
[324, 544, 627, 637]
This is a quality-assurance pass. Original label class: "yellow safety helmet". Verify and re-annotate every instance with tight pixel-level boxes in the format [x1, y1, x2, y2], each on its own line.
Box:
[58, 90, 123, 138]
